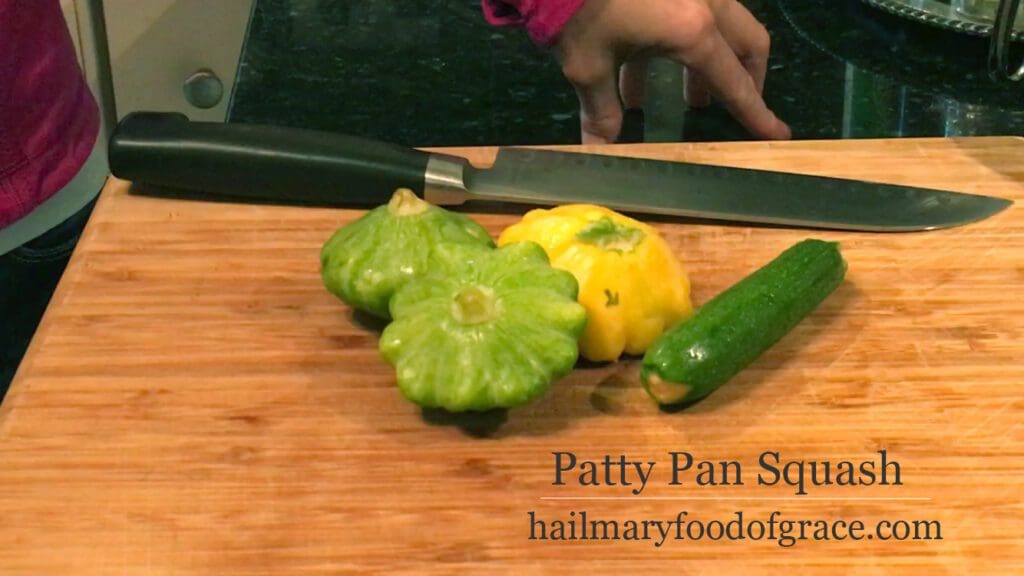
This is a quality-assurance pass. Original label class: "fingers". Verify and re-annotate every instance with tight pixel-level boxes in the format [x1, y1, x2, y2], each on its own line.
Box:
[555, 0, 787, 141]
[619, 59, 648, 109]
[562, 56, 624, 144]
[711, 0, 770, 94]
[665, 4, 789, 140]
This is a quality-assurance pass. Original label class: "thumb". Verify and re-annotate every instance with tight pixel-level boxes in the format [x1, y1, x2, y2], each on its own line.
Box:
[563, 58, 623, 144]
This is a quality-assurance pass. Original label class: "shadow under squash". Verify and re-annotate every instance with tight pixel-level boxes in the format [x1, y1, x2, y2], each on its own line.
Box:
[421, 408, 510, 438]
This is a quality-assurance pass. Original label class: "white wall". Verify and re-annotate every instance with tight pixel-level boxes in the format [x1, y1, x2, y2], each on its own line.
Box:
[62, 0, 254, 131]
[60, 0, 84, 64]
[102, 0, 253, 122]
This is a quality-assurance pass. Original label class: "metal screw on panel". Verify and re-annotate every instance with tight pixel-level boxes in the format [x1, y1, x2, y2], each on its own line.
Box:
[182, 68, 224, 109]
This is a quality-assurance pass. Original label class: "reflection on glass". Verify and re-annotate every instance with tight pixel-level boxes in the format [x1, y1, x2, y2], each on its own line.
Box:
[954, 0, 1023, 25]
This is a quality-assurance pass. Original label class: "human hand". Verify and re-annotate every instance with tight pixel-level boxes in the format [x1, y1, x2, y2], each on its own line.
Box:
[553, 0, 791, 144]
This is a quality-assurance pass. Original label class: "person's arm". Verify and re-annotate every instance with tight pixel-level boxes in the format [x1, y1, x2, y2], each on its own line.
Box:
[481, 0, 587, 47]
[482, 0, 790, 145]
[0, 0, 99, 229]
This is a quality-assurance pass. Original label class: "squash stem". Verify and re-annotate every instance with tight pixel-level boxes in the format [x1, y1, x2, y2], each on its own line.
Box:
[644, 373, 692, 405]
[452, 285, 496, 325]
[575, 216, 645, 252]
[388, 188, 429, 216]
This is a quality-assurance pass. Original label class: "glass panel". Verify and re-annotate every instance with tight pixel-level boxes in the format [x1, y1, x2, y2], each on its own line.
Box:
[228, 0, 1024, 145]
[229, 0, 576, 146]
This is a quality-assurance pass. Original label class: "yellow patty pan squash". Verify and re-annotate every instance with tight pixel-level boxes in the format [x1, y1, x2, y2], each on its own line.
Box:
[498, 205, 692, 362]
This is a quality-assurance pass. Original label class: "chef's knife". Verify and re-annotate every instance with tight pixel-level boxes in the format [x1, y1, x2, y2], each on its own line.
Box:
[108, 112, 1011, 231]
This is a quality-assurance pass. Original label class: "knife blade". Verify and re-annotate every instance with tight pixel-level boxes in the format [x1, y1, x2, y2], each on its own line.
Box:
[108, 112, 1011, 232]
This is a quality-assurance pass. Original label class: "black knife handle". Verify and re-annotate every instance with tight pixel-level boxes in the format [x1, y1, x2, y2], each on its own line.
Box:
[108, 112, 431, 205]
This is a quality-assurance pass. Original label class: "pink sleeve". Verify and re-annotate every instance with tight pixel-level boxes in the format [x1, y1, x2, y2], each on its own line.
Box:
[0, 0, 100, 228]
[481, 0, 587, 47]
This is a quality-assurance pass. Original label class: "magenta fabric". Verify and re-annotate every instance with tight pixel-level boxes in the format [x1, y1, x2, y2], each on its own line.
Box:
[481, 0, 587, 46]
[0, 0, 100, 229]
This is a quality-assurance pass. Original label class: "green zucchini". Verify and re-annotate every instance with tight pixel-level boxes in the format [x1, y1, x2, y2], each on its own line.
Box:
[641, 239, 846, 406]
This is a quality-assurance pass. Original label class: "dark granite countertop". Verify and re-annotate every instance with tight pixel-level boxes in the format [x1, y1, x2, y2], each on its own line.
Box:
[228, 0, 1024, 146]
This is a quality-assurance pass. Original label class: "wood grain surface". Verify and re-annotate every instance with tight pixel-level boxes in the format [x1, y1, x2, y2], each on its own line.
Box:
[1, 138, 1022, 574]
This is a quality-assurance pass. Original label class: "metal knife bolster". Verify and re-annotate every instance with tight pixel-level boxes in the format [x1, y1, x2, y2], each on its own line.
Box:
[423, 154, 472, 206]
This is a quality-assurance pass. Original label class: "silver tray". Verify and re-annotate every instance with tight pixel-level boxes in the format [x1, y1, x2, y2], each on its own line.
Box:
[861, 0, 1024, 39]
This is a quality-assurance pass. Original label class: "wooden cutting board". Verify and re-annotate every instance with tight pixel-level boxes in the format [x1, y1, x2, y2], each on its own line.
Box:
[1, 138, 1022, 574]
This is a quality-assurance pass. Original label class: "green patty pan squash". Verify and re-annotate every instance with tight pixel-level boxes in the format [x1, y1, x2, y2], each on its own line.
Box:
[380, 241, 588, 412]
[320, 188, 494, 318]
